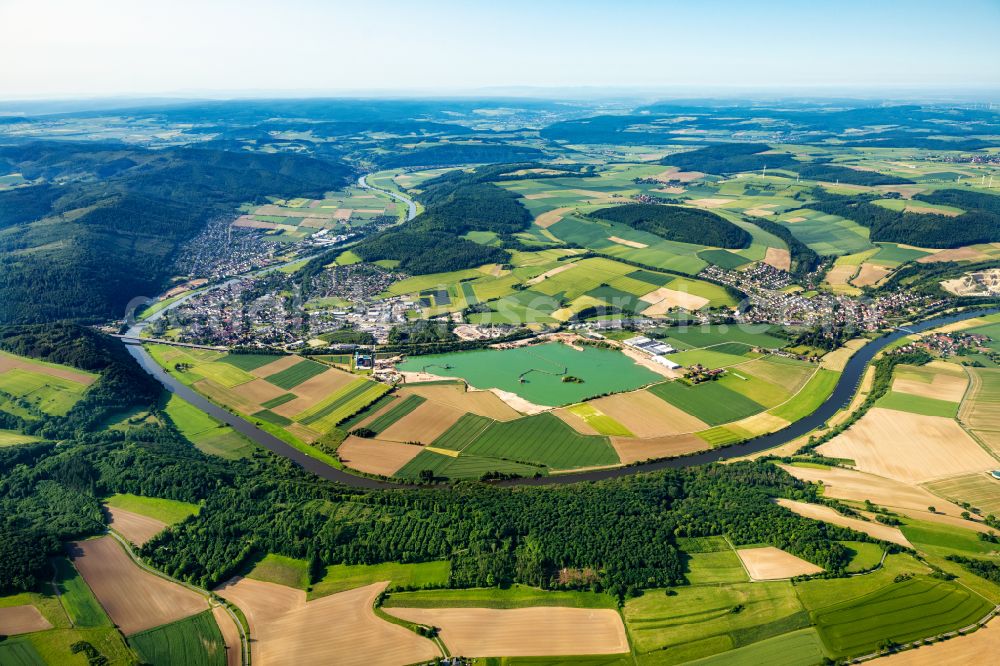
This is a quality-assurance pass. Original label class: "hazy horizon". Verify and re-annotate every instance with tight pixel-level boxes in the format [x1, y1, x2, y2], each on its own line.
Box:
[2, 0, 998, 100]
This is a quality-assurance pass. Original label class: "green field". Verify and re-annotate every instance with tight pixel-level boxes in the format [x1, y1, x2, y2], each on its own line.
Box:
[684, 549, 749, 584]
[657, 325, 785, 350]
[430, 413, 494, 451]
[624, 581, 808, 663]
[383, 584, 614, 609]
[0, 429, 41, 446]
[163, 394, 255, 459]
[247, 553, 311, 589]
[51, 557, 111, 628]
[0, 368, 89, 416]
[364, 394, 426, 434]
[683, 628, 827, 666]
[395, 449, 547, 480]
[812, 577, 992, 658]
[840, 541, 885, 573]
[876, 391, 959, 417]
[311, 560, 451, 598]
[105, 493, 200, 524]
[218, 353, 285, 371]
[565, 403, 633, 436]
[295, 379, 390, 431]
[398, 343, 661, 407]
[463, 412, 619, 470]
[768, 369, 839, 422]
[129, 611, 226, 666]
[263, 359, 329, 389]
[648, 381, 765, 426]
[777, 211, 872, 256]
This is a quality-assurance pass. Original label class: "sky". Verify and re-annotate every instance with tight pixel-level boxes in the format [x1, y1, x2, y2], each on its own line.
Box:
[1, 0, 999, 99]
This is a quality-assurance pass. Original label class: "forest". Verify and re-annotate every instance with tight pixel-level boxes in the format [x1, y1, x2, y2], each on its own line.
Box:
[0, 142, 353, 324]
[354, 163, 541, 273]
[663, 143, 799, 175]
[378, 143, 545, 168]
[806, 188, 1000, 248]
[590, 203, 751, 249]
[789, 162, 913, 186]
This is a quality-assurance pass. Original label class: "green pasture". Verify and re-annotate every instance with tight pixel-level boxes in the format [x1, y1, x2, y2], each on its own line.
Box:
[683, 628, 827, 666]
[869, 243, 932, 267]
[129, 611, 226, 666]
[768, 369, 839, 422]
[624, 581, 808, 663]
[263, 359, 328, 389]
[812, 578, 991, 658]
[396, 343, 661, 407]
[656, 325, 785, 350]
[463, 412, 619, 470]
[247, 553, 311, 589]
[0, 429, 41, 446]
[648, 381, 765, 426]
[312, 561, 451, 599]
[0, 368, 88, 416]
[383, 584, 614, 609]
[840, 541, 884, 573]
[777, 211, 872, 256]
[163, 394, 254, 459]
[876, 391, 959, 417]
[51, 557, 112, 628]
[105, 493, 200, 524]
[684, 549, 749, 585]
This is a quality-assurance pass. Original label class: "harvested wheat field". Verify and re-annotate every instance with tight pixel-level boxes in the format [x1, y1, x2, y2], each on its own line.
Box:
[878, 623, 999, 665]
[777, 464, 987, 531]
[212, 605, 242, 666]
[229, 378, 289, 406]
[776, 498, 911, 547]
[817, 408, 996, 484]
[194, 380, 257, 414]
[338, 436, 424, 476]
[535, 206, 573, 228]
[611, 433, 707, 464]
[377, 400, 465, 444]
[893, 364, 968, 403]
[824, 264, 857, 288]
[405, 384, 522, 421]
[655, 167, 704, 182]
[962, 367, 1000, 431]
[249, 355, 302, 378]
[639, 287, 710, 312]
[608, 236, 648, 249]
[763, 247, 792, 271]
[736, 546, 823, 581]
[919, 246, 989, 263]
[105, 505, 167, 546]
[0, 605, 52, 635]
[591, 390, 708, 438]
[70, 536, 207, 635]
[387, 606, 629, 657]
[216, 578, 438, 666]
[553, 408, 600, 435]
[820, 339, 867, 372]
[233, 217, 277, 229]
[689, 198, 733, 208]
[728, 411, 791, 438]
[852, 262, 892, 286]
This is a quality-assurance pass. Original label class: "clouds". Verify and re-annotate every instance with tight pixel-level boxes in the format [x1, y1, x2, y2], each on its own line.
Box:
[1, 0, 997, 98]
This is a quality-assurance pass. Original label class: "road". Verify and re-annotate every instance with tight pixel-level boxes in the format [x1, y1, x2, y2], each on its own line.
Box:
[127, 306, 999, 489]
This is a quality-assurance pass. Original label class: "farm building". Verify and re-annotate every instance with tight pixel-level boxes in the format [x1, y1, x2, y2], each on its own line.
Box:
[652, 355, 681, 369]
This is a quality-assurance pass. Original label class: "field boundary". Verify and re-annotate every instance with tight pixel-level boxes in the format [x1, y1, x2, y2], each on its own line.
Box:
[849, 605, 1000, 663]
[105, 530, 249, 666]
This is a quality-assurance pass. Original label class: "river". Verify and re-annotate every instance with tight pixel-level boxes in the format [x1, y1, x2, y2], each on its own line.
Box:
[125, 307, 997, 490]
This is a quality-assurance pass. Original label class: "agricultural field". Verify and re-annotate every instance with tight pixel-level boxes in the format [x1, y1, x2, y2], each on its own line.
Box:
[0, 349, 96, 418]
[147, 345, 390, 452]
[312, 560, 451, 598]
[129, 611, 227, 666]
[70, 535, 208, 635]
[215, 578, 439, 666]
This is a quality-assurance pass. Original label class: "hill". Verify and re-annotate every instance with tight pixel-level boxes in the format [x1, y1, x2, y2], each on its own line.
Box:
[0, 142, 352, 324]
[591, 204, 751, 249]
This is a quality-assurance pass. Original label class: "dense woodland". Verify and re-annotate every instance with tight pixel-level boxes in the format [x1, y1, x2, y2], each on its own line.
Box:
[0, 142, 353, 324]
[806, 188, 1000, 248]
[591, 203, 751, 249]
[378, 143, 545, 168]
[663, 143, 798, 175]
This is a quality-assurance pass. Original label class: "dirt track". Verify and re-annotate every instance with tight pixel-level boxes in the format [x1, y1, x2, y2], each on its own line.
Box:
[387, 606, 629, 657]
